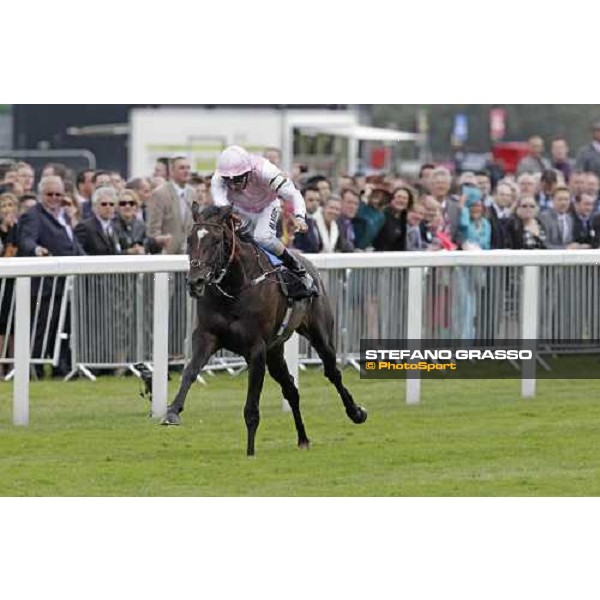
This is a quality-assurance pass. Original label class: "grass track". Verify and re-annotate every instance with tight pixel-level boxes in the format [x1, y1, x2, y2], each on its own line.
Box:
[1, 370, 599, 496]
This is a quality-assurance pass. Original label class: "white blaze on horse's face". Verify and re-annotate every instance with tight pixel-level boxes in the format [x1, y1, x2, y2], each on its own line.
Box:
[196, 228, 209, 244]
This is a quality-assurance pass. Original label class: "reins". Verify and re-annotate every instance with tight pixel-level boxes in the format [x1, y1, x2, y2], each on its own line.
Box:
[191, 216, 279, 300]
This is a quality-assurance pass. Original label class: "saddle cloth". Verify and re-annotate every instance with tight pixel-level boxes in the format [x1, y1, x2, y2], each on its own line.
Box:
[256, 246, 317, 300]
[260, 247, 283, 267]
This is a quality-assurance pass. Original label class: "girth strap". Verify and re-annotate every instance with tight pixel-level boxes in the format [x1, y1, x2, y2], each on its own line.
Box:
[276, 302, 294, 338]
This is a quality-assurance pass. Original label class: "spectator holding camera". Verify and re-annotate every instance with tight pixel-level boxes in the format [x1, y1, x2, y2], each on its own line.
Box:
[506, 196, 549, 250]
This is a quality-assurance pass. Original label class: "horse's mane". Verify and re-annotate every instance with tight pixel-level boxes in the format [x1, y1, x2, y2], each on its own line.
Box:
[200, 205, 230, 221]
[198, 205, 254, 244]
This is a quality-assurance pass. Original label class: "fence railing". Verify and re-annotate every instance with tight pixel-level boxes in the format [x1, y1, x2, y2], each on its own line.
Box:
[2, 250, 600, 422]
[298, 250, 600, 403]
[0, 256, 189, 426]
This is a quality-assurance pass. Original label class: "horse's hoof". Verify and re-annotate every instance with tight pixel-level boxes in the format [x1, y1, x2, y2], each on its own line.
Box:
[162, 412, 181, 426]
[348, 406, 368, 425]
[298, 440, 311, 450]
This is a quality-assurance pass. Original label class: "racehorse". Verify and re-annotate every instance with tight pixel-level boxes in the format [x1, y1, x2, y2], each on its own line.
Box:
[163, 204, 367, 456]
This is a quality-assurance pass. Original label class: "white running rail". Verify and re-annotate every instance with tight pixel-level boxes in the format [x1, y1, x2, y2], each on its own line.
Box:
[295, 249, 600, 404]
[0, 255, 189, 425]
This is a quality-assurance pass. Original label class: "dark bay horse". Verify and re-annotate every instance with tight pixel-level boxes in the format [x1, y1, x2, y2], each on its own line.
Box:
[164, 205, 367, 456]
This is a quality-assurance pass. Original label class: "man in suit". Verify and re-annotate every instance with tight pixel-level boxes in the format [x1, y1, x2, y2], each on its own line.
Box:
[75, 187, 122, 255]
[18, 175, 86, 378]
[475, 170, 494, 208]
[487, 181, 514, 249]
[337, 188, 359, 252]
[75, 169, 95, 219]
[146, 156, 197, 254]
[583, 172, 600, 214]
[405, 202, 428, 250]
[516, 136, 552, 177]
[551, 137, 573, 183]
[538, 186, 576, 249]
[293, 185, 322, 253]
[536, 170, 558, 212]
[575, 121, 600, 179]
[573, 194, 598, 248]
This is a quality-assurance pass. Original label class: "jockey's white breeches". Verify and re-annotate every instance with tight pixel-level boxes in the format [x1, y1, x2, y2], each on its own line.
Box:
[235, 199, 285, 255]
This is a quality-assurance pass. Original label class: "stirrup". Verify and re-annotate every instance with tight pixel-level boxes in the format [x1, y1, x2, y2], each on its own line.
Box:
[301, 273, 318, 294]
[302, 273, 314, 287]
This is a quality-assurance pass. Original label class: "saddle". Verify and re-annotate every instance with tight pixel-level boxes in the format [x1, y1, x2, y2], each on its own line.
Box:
[258, 247, 318, 301]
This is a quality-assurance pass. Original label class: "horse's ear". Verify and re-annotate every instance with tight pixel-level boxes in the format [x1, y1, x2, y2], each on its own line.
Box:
[191, 201, 201, 222]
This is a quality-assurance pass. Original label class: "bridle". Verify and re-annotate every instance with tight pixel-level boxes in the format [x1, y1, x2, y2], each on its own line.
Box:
[189, 217, 237, 286]
[188, 214, 280, 300]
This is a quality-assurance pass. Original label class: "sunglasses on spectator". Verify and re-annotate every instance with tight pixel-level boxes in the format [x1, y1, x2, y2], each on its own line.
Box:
[119, 201, 137, 207]
[46, 192, 63, 198]
[100, 202, 116, 207]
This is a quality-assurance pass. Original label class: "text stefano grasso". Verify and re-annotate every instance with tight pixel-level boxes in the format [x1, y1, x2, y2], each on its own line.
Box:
[363, 349, 533, 361]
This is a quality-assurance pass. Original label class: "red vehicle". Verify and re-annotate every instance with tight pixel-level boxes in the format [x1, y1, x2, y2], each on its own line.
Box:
[492, 142, 530, 175]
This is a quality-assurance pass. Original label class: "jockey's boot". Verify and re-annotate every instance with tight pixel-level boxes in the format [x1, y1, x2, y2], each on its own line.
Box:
[280, 248, 317, 295]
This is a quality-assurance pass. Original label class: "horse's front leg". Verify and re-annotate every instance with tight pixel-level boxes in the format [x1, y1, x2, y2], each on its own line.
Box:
[244, 341, 267, 457]
[163, 329, 217, 425]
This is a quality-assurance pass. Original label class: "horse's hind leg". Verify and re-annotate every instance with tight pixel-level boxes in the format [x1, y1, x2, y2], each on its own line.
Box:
[267, 345, 310, 449]
[163, 329, 217, 425]
[303, 321, 367, 425]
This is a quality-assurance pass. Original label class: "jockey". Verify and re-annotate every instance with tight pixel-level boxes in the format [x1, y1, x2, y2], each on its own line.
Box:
[211, 145, 315, 292]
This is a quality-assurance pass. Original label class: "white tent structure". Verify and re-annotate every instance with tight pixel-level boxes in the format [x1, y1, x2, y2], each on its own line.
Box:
[129, 107, 424, 177]
[295, 123, 425, 174]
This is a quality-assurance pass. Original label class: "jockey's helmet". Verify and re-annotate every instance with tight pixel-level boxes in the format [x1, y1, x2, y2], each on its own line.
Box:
[218, 146, 252, 190]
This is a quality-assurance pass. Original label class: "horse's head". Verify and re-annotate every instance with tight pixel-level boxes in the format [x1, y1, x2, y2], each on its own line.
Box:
[187, 204, 240, 298]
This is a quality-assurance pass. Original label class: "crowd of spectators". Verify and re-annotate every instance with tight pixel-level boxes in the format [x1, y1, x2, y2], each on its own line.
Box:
[3, 124, 600, 265]
[288, 126, 600, 255]
[2, 124, 600, 372]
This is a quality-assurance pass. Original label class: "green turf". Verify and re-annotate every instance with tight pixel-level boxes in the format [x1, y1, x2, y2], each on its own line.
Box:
[0, 370, 599, 496]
